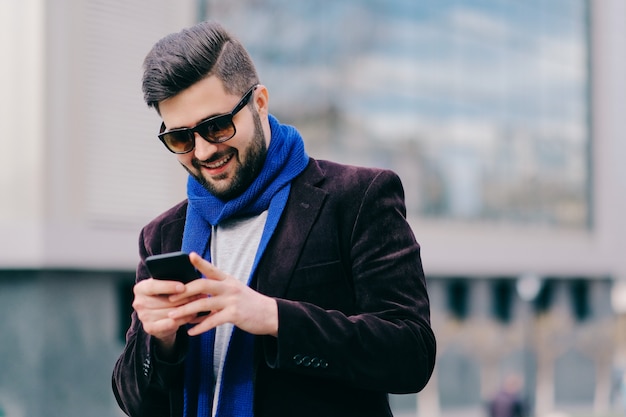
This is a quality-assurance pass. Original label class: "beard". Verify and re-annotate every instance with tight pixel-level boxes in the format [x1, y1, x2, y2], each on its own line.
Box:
[184, 108, 267, 201]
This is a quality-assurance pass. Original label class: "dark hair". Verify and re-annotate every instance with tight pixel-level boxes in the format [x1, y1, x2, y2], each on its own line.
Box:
[142, 21, 259, 110]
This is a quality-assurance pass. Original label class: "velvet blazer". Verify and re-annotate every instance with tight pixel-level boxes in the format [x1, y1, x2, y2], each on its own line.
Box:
[112, 158, 436, 417]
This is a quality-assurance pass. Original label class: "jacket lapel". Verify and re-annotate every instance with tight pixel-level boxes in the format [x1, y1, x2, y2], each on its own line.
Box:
[255, 161, 326, 298]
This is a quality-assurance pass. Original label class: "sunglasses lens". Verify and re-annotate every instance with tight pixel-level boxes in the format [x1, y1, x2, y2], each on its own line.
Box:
[196, 116, 236, 143]
[162, 132, 194, 153]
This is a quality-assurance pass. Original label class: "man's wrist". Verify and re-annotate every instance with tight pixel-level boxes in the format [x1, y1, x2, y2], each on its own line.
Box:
[154, 333, 178, 362]
[266, 298, 279, 337]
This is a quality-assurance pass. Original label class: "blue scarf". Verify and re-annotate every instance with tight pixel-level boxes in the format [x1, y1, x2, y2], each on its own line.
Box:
[181, 115, 308, 417]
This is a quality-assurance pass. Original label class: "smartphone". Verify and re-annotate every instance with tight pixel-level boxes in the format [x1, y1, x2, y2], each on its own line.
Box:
[145, 251, 200, 283]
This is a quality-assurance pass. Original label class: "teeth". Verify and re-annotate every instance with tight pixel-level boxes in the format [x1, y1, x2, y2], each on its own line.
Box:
[206, 154, 232, 169]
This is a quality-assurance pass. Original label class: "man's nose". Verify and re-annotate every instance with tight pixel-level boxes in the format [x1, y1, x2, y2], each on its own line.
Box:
[193, 133, 218, 160]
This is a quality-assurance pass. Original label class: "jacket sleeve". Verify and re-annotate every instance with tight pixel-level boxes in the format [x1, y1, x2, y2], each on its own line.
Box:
[263, 169, 436, 394]
[111, 226, 188, 417]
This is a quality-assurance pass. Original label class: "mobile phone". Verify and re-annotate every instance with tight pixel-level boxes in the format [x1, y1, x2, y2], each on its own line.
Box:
[145, 251, 200, 283]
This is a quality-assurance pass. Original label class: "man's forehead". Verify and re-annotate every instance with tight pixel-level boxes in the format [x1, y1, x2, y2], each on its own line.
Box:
[159, 77, 236, 128]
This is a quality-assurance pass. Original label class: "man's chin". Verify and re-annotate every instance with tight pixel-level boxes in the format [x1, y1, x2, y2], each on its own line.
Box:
[197, 176, 247, 201]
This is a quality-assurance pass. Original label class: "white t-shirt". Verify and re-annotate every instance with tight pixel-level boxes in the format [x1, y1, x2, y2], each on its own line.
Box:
[209, 210, 268, 414]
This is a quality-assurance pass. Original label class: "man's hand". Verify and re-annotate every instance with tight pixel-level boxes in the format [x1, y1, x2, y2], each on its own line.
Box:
[168, 252, 279, 337]
[132, 278, 200, 355]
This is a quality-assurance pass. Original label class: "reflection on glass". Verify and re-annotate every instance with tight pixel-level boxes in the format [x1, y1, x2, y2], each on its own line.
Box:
[205, 0, 590, 229]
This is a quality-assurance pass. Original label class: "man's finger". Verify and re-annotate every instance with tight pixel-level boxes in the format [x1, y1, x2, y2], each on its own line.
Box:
[189, 252, 227, 281]
[169, 295, 219, 320]
[135, 278, 186, 296]
[186, 311, 227, 336]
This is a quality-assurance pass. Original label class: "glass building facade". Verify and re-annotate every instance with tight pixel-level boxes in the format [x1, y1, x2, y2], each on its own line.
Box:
[204, 0, 590, 228]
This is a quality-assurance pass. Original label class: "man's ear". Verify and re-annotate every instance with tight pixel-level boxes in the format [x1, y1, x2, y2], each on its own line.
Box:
[254, 85, 269, 117]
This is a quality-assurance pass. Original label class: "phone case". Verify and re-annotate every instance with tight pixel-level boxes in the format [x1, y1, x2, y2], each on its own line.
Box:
[145, 251, 200, 283]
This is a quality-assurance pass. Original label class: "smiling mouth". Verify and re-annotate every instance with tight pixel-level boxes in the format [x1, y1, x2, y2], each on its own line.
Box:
[204, 154, 233, 169]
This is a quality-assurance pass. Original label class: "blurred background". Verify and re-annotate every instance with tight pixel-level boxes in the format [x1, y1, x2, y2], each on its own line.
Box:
[1, 0, 625, 416]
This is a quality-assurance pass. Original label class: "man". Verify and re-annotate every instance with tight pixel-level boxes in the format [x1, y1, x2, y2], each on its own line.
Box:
[488, 374, 527, 417]
[112, 20, 436, 417]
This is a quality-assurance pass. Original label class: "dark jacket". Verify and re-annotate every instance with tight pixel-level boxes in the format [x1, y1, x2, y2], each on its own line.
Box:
[112, 158, 436, 417]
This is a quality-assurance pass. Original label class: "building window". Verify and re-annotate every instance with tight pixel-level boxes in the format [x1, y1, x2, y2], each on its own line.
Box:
[533, 278, 554, 313]
[492, 279, 514, 323]
[205, 0, 591, 229]
[447, 279, 470, 320]
[569, 279, 590, 321]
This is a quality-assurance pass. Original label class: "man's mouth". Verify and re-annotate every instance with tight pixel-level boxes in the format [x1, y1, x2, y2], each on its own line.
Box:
[204, 154, 233, 169]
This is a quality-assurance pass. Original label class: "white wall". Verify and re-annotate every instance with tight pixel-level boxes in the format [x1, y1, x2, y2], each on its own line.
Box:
[0, 0, 47, 266]
[0, 0, 196, 269]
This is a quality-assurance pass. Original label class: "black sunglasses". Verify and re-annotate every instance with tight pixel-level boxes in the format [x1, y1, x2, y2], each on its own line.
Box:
[158, 84, 259, 154]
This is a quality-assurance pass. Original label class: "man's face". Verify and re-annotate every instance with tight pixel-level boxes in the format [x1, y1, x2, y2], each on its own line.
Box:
[158, 76, 270, 201]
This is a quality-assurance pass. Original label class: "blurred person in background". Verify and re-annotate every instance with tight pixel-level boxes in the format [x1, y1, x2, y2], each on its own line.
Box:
[487, 373, 527, 417]
[111, 20, 435, 417]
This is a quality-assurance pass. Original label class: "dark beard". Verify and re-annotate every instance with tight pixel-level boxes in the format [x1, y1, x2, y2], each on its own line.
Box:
[186, 109, 267, 201]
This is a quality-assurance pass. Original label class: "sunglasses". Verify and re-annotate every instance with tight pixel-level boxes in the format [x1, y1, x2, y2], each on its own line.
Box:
[158, 84, 259, 154]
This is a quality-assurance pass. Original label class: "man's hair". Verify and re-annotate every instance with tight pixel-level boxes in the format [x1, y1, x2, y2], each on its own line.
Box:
[142, 21, 259, 110]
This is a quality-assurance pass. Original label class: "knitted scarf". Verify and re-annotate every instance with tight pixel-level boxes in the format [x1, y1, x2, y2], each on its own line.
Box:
[181, 115, 308, 417]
